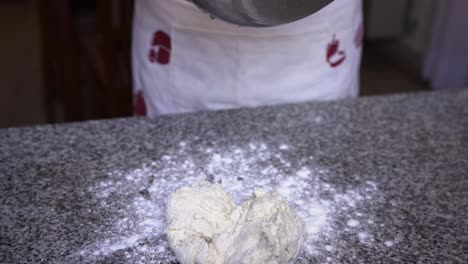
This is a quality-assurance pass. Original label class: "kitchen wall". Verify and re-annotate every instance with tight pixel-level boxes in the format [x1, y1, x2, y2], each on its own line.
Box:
[364, 0, 437, 80]
[401, 0, 436, 55]
[0, 0, 46, 128]
[423, 0, 468, 89]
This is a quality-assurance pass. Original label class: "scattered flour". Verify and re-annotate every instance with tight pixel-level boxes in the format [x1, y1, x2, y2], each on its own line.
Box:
[279, 144, 290, 150]
[347, 219, 360, 227]
[358, 232, 368, 240]
[384, 241, 395, 247]
[78, 142, 388, 263]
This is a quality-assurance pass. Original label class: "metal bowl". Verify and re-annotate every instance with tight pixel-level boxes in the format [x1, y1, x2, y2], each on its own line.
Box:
[191, 0, 334, 27]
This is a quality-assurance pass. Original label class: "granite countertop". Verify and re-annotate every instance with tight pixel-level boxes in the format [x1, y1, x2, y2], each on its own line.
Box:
[1, 90, 468, 263]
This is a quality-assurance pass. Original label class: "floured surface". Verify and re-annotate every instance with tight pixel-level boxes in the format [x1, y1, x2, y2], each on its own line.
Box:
[2, 90, 467, 264]
[78, 142, 387, 263]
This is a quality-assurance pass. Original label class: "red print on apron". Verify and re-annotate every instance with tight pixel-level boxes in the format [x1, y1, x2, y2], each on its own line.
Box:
[149, 31, 172, 65]
[326, 35, 346, 68]
[134, 90, 147, 116]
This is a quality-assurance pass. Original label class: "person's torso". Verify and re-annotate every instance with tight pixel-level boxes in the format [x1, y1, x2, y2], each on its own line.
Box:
[132, 0, 363, 116]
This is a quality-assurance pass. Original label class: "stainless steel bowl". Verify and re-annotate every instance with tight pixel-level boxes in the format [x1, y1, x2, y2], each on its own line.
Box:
[191, 0, 334, 27]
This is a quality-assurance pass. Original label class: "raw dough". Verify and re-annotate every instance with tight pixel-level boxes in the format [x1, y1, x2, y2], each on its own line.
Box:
[165, 181, 306, 264]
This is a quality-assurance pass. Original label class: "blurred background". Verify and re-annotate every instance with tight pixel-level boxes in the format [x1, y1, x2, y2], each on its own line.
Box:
[0, 0, 466, 128]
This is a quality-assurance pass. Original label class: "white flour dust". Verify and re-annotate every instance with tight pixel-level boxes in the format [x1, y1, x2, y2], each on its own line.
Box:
[78, 142, 388, 262]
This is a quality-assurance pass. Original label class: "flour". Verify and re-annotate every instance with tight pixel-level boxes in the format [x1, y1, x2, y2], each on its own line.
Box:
[79, 142, 388, 263]
[279, 144, 290, 150]
[324, 245, 333, 252]
[347, 219, 360, 227]
[384, 241, 395, 247]
[358, 232, 368, 240]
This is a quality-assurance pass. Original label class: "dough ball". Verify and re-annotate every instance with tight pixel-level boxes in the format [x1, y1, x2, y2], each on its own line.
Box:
[165, 181, 306, 264]
[165, 181, 235, 264]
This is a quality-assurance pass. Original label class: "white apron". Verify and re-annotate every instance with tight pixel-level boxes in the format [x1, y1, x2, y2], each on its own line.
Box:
[132, 0, 363, 116]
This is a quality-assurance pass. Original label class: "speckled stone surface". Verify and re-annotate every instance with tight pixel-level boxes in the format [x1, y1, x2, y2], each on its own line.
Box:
[1, 90, 468, 263]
